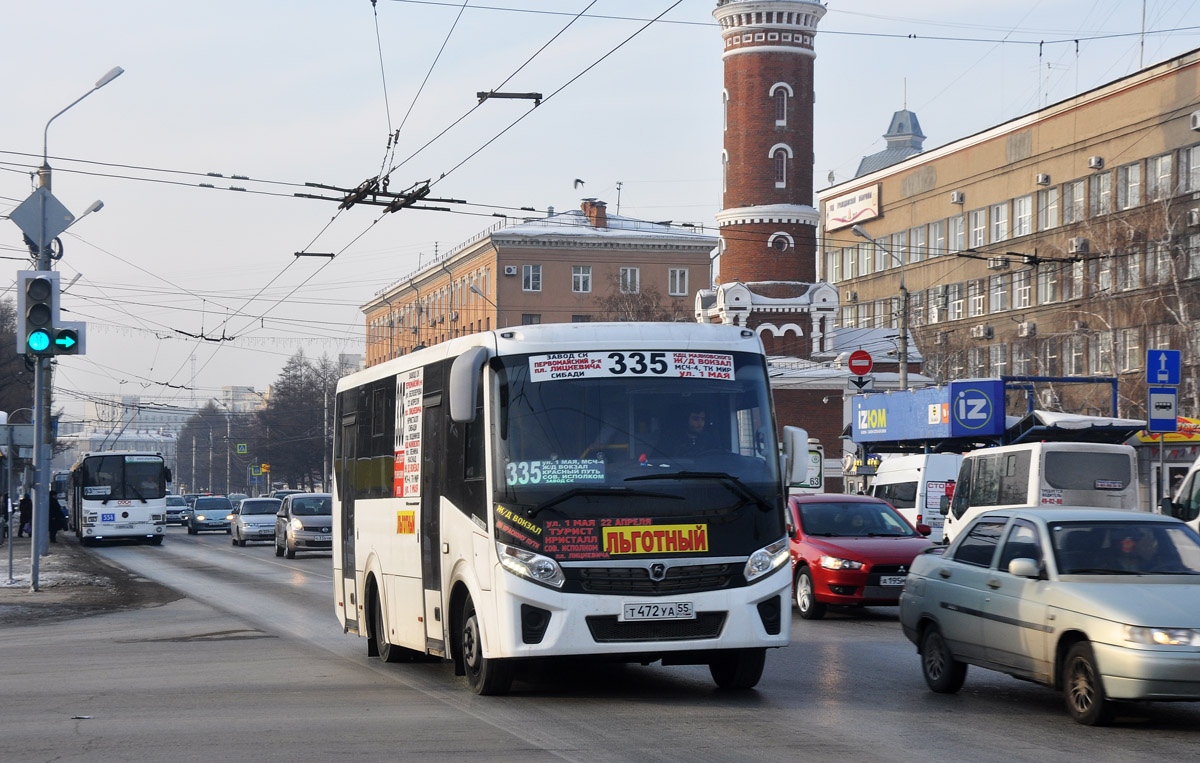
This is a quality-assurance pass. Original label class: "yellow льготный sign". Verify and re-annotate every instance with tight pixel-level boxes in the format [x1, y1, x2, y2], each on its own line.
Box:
[602, 524, 708, 555]
[397, 511, 416, 534]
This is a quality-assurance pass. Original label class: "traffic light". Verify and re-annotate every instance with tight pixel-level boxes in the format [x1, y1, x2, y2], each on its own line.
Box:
[16, 270, 59, 355]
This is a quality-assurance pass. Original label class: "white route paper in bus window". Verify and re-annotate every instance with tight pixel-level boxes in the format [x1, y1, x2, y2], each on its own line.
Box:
[504, 460, 605, 486]
[528, 351, 735, 382]
[124, 455, 161, 462]
[84, 486, 110, 497]
[395, 368, 423, 498]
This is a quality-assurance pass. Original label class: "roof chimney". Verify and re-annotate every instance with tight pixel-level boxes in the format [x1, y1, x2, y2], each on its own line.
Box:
[581, 199, 608, 229]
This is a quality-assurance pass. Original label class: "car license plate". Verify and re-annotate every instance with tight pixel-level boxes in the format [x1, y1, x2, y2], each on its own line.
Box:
[620, 601, 695, 622]
[314, 534, 331, 542]
[880, 575, 906, 586]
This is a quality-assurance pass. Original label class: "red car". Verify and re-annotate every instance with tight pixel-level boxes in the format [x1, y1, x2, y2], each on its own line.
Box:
[787, 493, 934, 620]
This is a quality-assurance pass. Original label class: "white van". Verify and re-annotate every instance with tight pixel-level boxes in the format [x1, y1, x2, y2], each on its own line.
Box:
[1163, 455, 1200, 533]
[868, 453, 961, 542]
[941, 441, 1140, 543]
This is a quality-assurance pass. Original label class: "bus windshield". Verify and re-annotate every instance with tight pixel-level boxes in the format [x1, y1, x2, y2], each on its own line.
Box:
[80, 455, 167, 502]
[492, 350, 780, 516]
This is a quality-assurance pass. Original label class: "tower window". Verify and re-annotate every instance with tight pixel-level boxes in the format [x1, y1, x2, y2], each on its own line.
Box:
[774, 150, 787, 187]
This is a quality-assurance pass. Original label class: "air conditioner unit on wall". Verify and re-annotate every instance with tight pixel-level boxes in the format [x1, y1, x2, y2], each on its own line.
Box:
[1040, 388, 1061, 408]
[1018, 321, 1037, 338]
[1068, 237, 1089, 254]
[503, 265, 518, 276]
[933, 332, 948, 345]
[970, 324, 993, 340]
[844, 290, 858, 303]
[986, 257, 1010, 270]
[1070, 320, 1088, 331]
[1188, 208, 1200, 227]
[1036, 173, 1051, 186]
[1191, 110, 1200, 132]
[1088, 155, 1104, 170]
[950, 191, 965, 204]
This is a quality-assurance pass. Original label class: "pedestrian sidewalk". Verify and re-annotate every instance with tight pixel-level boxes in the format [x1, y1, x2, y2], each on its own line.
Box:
[0, 531, 179, 626]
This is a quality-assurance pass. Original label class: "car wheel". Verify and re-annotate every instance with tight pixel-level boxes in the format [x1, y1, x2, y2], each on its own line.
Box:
[274, 537, 284, 557]
[460, 595, 513, 695]
[709, 648, 766, 690]
[1064, 642, 1112, 726]
[187, 525, 196, 535]
[920, 625, 967, 693]
[285, 539, 296, 559]
[794, 569, 827, 620]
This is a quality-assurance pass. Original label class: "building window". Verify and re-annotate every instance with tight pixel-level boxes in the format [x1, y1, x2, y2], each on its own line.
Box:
[1116, 250, 1141, 291]
[773, 88, 788, 125]
[909, 225, 926, 263]
[949, 216, 965, 253]
[1036, 267, 1060, 304]
[571, 314, 591, 323]
[908, 290, 924, 327]
[825, 250, 841, 282]
[1012, 270, 1032, 309]
[990, 202, 1009, 243]
[1095, 257, 1113, 293]
[967, 279, 985, 318]
[1089, 331, 1113, 374]
[988, 273, 1009, 312]
[521, 314, 542, 325]
[1183, 144, 1200, 192]
[1116, 162, 1142, 210]
[1149, 242, 1172, 284]
[1013, 195, 1033, 237]
[1012, 342, 1032, 375]
[843, 246, 857, 279]
[522, 264, 542, 292]
[989, 343, 1008, 376]
[668, 268, 688, 296]
[1037, 337, 1060, 376]
[1149, 153, 1174, 201]
[572, 265, 591, 293]
[1190, 234, 1200, 279]
[1037, 188, 1059, 231]
[773, 148, 788, 188]
[968, 346, 988, 377]
[968, 208, 987, 248]
[1089, 171, 1112, 217]
[930, 219, 946, 256]
[1118, 327, 1140, 372]
[1152, 324, 1172, 350]
[948, 283, 964, 321]
[620, 267, 640, 294]
[858, 242, 872, 276]
[1063, 180, 1085, 224]
[889, 231, 907, 268]
[928, 287, 945, 323]
[1064, 335, 1085, 375]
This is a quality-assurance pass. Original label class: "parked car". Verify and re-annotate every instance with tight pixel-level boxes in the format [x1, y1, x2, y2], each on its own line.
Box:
[229, 497, 282, 546]
[274, 493, 332, 559]
[899, 508, 1200, 725]
[165, 495, 188, 525]
[187, 496, 234, 534]
[787, 493, 934, 619]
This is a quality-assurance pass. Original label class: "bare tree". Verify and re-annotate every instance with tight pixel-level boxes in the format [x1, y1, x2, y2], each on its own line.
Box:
[595, 275, 692, 322]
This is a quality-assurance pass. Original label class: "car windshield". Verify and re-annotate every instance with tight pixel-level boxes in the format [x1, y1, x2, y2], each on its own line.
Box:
[80, 454, 167, 501]
[195, 498, 233, 511]
[799, 501, 917, 537]
[241, 500, 281, 515]
[166, 496, 186, 506]
[1051, 520, 1200, 575]
[290, 496, 331, 516]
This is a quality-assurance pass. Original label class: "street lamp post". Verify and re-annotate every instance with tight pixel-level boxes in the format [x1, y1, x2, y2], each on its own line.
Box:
[469, 284, 506, 328]
[852, 225, 909, 391]
[29, 67, 123, 589]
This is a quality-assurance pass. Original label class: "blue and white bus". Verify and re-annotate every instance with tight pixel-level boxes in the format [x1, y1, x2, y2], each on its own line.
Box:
[68, 450, 171, 545]
[333, 323, 793, 694]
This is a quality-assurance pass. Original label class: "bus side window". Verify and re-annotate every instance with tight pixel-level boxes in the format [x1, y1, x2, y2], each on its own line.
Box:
[1184, 474, 1200, 523]
[950, 460, 972, 519]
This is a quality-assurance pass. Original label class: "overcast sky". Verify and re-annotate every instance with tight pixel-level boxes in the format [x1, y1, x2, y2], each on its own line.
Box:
[3, 0, 1197, 427]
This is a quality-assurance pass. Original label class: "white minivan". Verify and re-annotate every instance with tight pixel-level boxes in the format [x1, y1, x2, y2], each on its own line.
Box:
[868, 453, 961, 542]
[1163, 455, 1200, 532]
[941, 441, 1141, 543]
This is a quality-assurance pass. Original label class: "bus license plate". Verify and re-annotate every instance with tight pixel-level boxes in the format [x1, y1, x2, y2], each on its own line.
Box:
[880, 575, 906, 586]
[620, 601, 695, 622]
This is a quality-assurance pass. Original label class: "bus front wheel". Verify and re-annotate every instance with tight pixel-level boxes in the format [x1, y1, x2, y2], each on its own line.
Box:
[709, 647, 766, 690]
[459, 596, 513, 695]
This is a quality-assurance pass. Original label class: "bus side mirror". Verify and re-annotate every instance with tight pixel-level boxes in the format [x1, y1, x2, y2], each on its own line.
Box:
[939, 495, 950, 516]
[1160, 496, 1178, 517]
[449, 346, 490, 423]
[165, 468, 173, 483]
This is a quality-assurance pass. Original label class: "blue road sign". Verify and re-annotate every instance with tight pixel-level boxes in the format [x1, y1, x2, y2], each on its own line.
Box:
[1148, 387, 1178, 433]
[1147, 349, 1181, 386]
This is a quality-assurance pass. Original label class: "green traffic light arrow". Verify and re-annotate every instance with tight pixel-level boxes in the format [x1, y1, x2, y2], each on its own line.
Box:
[55, 333, 76, 349]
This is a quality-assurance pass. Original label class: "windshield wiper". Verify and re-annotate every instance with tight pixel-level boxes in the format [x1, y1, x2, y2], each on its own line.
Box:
[624, 471, 776, 512]
[127, 483, 147, 504]
[528, 487, 683, 518]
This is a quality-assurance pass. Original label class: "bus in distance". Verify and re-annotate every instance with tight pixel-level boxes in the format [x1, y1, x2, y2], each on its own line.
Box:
[333, 322, 793, 694]
[68, 450, 171, 545]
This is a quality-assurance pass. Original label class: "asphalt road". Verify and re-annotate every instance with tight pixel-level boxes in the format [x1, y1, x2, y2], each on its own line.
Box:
[3, 526, 1200, 762]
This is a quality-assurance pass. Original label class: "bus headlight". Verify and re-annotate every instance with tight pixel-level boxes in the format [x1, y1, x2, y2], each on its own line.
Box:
[745, 537, 789, 582]
[496, 542, 565, 589]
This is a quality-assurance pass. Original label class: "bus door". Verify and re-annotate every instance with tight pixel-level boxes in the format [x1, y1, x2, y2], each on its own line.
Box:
[339, 412, 360, 633]
[421, 390, 446, 654]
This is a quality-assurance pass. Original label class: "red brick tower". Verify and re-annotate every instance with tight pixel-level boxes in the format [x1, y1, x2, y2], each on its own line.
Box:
[713, 0, 825, 284]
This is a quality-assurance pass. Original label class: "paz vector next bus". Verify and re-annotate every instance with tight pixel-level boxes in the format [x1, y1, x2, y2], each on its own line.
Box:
[333, 322, 792, 694]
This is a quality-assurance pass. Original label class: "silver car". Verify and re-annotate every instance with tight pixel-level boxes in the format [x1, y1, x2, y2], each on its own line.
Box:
[187, 496, 234, 534]
[230, 498, 282, 547]
[899, 508, 1200, 725]
[274, 493, 332, 559]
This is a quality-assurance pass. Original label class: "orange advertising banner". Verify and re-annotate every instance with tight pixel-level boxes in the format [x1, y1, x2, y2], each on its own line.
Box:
[1137, 417, 1200, 443]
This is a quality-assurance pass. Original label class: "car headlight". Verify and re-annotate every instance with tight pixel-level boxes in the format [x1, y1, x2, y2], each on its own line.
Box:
[290, 518, 304, 532]
[744, 537, 790, 582]
[820, 556, 865, 571]
[196, 514, 207, 522]
[496, 542, 565, 588]
[226, 514, 235, 521]
[1124, 626, 1200, 646]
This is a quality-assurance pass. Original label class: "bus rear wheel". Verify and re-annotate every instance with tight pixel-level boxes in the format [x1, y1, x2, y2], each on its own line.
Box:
[459, 596, 513, 695]
[709, 647, 766, 690]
